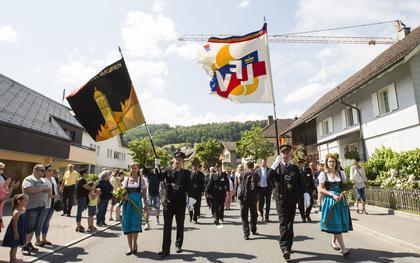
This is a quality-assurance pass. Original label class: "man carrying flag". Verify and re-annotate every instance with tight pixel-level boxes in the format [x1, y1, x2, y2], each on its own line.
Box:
[66, 58, 145, 142]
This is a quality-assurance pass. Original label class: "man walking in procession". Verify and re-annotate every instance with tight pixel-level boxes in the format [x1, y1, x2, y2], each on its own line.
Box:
[157, 152, 191, 258]
[205, 163, 229, 225]
[189, 159, 205, 224]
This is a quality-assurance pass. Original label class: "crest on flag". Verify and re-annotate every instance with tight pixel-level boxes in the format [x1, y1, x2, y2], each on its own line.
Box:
[67, 59, 145, 142]
[198, 23, 273, 103]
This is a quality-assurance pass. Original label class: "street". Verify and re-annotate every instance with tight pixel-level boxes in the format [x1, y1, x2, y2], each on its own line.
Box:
[33, 200, 420, 263]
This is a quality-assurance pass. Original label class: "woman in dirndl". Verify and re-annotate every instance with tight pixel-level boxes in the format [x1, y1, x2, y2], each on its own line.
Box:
[121, 163, 148, 256]
[318, 153, 352, 257]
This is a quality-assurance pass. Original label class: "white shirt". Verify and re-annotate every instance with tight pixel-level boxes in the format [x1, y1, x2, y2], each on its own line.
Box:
[122, 176, 147, 190]
[318, 171, 346, 184]
[258, 167, 268, 188]
[350, 165, 367, 189]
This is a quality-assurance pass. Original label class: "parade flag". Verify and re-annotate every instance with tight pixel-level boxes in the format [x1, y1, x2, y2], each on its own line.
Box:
[198, 23, 274, 103]
[67, 59, 145, 142]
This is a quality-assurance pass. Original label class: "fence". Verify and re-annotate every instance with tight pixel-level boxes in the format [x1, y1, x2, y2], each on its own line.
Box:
[364, 186, 420, 213]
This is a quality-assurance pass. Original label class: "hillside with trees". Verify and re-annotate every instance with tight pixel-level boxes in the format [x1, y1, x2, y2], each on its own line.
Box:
[123, 120, 267, 147]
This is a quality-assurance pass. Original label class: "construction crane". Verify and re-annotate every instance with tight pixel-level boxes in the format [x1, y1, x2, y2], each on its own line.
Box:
[178, 20, 409, 45]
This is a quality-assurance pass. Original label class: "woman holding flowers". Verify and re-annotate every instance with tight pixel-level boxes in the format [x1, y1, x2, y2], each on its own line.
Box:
[120, 163, 147, 256]
[318, 153, 352, 257]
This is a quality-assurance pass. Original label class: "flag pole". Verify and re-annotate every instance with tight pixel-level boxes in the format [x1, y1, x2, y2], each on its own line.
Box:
[118, 46, 159, 160]
[263, 22, 280, 155]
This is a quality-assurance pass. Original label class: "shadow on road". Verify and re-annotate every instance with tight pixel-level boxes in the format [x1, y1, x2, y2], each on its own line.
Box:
[35, 246, 88, 262]
[137, 249, 257, 262]
[289, 248, 420, 262]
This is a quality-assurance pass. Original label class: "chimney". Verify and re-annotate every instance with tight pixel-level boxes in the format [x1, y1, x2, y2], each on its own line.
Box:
[397, 20, 411, 40]
[294, 115, 298, 120]
[267, 115, 274, 125]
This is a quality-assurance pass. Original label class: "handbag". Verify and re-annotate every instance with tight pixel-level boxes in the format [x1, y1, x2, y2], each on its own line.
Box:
[54, 199, 64, 212]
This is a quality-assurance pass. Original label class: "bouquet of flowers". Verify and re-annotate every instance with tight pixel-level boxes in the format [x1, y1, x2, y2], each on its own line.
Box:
[114, 188, 144, 219]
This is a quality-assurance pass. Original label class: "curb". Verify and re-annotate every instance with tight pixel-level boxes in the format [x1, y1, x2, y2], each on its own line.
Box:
[364, 204, 420, 221]
[353, 221, 420, 254]
[30, 221, 121, 263]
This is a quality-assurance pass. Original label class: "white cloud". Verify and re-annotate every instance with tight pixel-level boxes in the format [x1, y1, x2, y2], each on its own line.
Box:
[238, 0, 250, 8]
[0, 25, 19, 43]
[126, 59, 168, 94]
[121, 11, 177, 58]
[33, 64, 42, 73]
[153, 0, 166, 13]
[56, 58, 97, 86]
[165, 42, 201, 60]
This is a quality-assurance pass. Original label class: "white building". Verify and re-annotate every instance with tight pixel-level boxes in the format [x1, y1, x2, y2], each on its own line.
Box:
[82, 132, 133, 173]
[282, 25, 420, 167]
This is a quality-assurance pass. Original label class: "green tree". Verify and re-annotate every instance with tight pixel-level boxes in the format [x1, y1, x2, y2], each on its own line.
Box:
[236, 127, 275, 161]
[128, 138, 171, 168]
[195, 139, 222, 167]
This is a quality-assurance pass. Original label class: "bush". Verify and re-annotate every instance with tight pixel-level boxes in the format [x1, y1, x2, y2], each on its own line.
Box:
[87, 173, 98, 183]
[364, 147, 420, 189]
[344, 151, 359, 160]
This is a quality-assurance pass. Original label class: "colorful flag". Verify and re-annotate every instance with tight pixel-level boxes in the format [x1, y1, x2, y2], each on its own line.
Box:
[198, 23, 274, 103]
[67, 59, 145, 142]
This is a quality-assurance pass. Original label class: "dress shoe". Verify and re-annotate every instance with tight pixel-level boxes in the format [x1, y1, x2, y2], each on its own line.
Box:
[283, 250, 291, 260]
[176, 247, 182, 253]
[158, 251, 169, 258]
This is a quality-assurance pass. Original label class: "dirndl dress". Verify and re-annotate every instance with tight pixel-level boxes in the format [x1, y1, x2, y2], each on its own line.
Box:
[320, 174, 353, 234]
[121, 179, 143, 235]
[2, 212, 26, 247]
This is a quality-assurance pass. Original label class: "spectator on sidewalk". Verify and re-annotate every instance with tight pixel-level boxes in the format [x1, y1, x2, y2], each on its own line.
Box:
[39, 164, 59, 245]
[121, 163, 148, 256]
[234, 164, 245, 203]
[144, 167, 162, 229]
[0, 162, 20, 232]
[225, 170, 234, 210]
[22, 164, 51, 254]
[96, 170, 113, 227]
[109, 169, 123, 222]
[60, 164, 80, 217]
[87, 182, 100, 232]
[75, 169, 94, 232]
[318, 154, 352, 258]
[2, 193, 28, 263]
[350, 157, 368, 214]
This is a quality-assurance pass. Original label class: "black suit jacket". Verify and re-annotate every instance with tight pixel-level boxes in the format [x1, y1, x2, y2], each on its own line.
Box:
[269, 163, 305, 204]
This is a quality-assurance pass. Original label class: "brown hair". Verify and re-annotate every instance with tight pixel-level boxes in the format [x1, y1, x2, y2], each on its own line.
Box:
[12, 193, 28, 210]
[324, 153, 339, 173]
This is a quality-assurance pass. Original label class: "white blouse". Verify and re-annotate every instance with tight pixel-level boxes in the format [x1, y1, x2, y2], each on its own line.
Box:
[122, 176, 147, 190]
[318, 171, 346, 184]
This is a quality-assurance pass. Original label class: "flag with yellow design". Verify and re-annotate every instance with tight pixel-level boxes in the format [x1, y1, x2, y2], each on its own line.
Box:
[198, 23, 274, 103]
[66, 59, 145, 142]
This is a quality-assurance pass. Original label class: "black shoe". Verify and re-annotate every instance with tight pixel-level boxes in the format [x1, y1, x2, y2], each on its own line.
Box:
[22, 244, 31, 254]
[29, 243, 39, 251]
[283, 250, 291, 260]
[66, 214, 71, 217]
[102, 222, 108, 226]
[132, 248, 137, 255]
[302, 218, 306, 223]
[307, 216, 312, 222]
[158, 251, 169, 258]
[265, 218, 270, 223]
[214, 220, 219, 225]
[244, 236, 250, 240]
[125, 250, 132, 256]
[176, 247, 182, 253]
[252, 232, 259, 235]
[61, 213, 66, 216]
[342, 249, 351, 258]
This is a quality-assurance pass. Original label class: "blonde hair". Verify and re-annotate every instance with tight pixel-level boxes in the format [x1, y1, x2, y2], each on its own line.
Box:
[13, 193, 28, 210]
[324, 153, 339, 173]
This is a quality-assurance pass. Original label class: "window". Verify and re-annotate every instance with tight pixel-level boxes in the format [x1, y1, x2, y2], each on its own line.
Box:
[342, 104, 359, 129]
[96, 146, 100, 156]
[107, 149, 112, 159]
[319, 117, 333, 137]
[114, 151, 121, 160]
[372, 83, 398, 117]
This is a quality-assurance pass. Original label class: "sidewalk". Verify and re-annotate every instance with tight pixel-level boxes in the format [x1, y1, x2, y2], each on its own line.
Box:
[0, 202, 120, 263]
[349, 204, 420, 253]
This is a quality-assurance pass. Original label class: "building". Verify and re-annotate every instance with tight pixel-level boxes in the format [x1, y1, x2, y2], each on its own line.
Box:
[220, 141, 242, 171]
[282, 26, 420, 167]
[82, 133, 133, 173]
[0, 73, 96, 182]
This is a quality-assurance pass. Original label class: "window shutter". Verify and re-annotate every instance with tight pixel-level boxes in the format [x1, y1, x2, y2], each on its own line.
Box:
[328, 117, 333, 133]
[318, 122, 323, 137]
[342, 109, 347, 129]
[352, 104, 359, 124]
[388, 83, 398, 111]
[372, 93, 380, 117]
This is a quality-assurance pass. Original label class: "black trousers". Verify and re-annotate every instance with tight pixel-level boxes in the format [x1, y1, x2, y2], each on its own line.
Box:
[276, 201, 297, 252]
[298, 193, 314, 220]
[189, 196, 202, 222]
[212, 194, 226, 223]
[257, 186, 271, 219]
[162, 204, 186, 252]
[240, 199, 257, 237]
[62, 185, 75, 215]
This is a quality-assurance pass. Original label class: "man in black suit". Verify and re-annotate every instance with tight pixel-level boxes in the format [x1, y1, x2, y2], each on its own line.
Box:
[256, 159, 271, 222]
[205, 163, 229, 225]
[157, 151, 191, 258]
[189, 159, 205, 223]
[297, 159, 316, 222]
[269, 144, 309, 260]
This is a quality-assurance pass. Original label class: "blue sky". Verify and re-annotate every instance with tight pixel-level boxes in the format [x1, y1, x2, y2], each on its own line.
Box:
[1, 0, 419, 126]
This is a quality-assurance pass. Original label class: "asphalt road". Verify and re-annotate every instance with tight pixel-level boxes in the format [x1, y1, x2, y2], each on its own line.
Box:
[36, 200, 420, 263]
